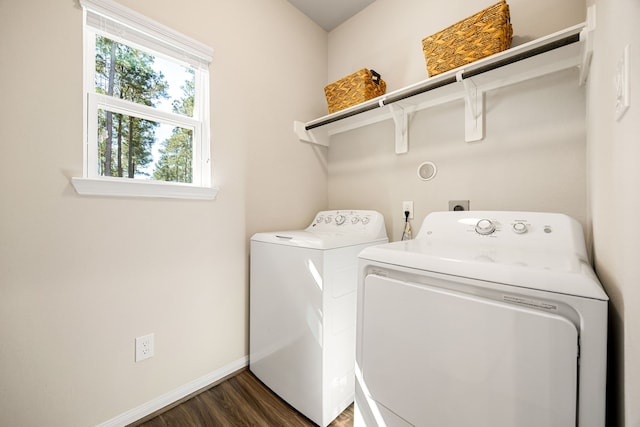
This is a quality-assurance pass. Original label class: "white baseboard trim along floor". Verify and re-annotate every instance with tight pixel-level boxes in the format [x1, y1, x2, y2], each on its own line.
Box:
[97, 355, 249, 427]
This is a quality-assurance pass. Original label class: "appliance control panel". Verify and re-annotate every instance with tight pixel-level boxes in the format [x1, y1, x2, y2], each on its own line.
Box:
[472, 217, 532, 236]
[416, 211, 587, 260]
[307, 210, 386, 237]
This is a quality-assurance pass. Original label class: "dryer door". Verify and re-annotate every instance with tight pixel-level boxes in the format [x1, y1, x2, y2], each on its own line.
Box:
[359, 274, 579, 427]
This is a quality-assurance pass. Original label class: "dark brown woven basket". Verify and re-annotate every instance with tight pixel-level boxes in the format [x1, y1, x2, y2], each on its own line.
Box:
[324, 68, 386, 114]
[422, 0, 513, 77]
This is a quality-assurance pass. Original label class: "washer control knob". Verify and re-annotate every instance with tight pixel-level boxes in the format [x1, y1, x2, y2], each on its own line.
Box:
[361, 217, 370, 225]
[325, 216, 332, 223]
[335, 215, 346, 225]
[512, 222, 527, 234]
[475, 219, 496, 235]
[351, 217, 360, 224]
[316, 216, 323, 223]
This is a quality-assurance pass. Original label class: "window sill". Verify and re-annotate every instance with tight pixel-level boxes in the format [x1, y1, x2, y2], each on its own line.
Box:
[71, 177, 218, 200]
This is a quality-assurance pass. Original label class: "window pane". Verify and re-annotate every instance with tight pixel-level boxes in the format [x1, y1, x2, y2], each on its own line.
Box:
[97, 109, 193, 183]
[94, 35, 196, 117]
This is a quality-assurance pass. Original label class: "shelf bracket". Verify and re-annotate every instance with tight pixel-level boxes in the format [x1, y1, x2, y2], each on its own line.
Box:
[579, 5, 596, 85]
[389, 104, 409, 154]
[457, 71, 484, 142]
[294, 120, 329, 147]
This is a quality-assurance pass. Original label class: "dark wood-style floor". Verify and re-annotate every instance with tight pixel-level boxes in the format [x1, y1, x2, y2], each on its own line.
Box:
[133, 369, 354, 427]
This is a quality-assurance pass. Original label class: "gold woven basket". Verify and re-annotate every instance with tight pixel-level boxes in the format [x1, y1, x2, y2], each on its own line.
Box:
[422, 0, 513, 77]
[324, 68, 386, 114]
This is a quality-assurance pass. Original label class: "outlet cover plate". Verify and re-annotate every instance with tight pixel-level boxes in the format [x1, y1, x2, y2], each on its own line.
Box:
[135, 333, 154, 362]
[449, 200, 470, 211]
[402, 201, 414, 219]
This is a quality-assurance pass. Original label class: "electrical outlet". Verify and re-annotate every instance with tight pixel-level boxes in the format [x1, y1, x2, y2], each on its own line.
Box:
[449, 200, 470, 211]
[402, 201, 414, 220]
[135, 333, 154, 362]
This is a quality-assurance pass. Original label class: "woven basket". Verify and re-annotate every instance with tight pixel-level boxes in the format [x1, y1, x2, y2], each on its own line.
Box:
[422, 0, 513, 77]
[324, 68, 386, 114]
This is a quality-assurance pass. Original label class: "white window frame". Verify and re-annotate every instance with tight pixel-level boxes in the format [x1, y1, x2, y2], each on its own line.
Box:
[72, 0, 217, 200]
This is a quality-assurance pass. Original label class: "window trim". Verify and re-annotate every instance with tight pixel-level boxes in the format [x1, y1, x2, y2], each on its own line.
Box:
[73, 0, 217, 200]
[71, 176, 217, 200]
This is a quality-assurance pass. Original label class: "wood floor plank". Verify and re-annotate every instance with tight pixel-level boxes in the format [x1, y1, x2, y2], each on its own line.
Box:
[133, 369, 354, 427]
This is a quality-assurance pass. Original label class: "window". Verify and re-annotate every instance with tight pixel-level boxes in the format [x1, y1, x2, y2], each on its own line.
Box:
[72, 0, 217, 199]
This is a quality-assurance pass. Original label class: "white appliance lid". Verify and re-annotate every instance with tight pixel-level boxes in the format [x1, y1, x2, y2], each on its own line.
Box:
[251, 230, 387, 249]
[359, 211, 608, 300]
[251, 210, 387, 249]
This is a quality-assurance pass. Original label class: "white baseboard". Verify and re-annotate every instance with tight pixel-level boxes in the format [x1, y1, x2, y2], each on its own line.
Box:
[97, 355, 249, 427]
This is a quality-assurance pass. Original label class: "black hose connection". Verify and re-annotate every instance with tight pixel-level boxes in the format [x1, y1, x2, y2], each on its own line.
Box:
[401, 210, 412, 241]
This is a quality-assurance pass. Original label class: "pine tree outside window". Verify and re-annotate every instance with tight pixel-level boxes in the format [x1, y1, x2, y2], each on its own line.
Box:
[72, 0, 216, 199]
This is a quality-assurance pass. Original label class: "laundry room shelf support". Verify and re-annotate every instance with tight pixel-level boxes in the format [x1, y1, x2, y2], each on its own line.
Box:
[578, 5, 596, 85]
[389, 104, 410, 153]
[295, 20, 592, 154]
[457, 71, 484, 142]
[294, 120, 329, 147]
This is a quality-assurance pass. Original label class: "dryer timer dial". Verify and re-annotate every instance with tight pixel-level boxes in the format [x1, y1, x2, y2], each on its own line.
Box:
[512, 222, 528, 234]
[475, 219, 496, 235]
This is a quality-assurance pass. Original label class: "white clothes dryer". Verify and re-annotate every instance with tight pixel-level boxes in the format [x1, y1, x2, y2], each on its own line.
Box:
[355, 211, 608, 427]
[250, 210, 387, 427]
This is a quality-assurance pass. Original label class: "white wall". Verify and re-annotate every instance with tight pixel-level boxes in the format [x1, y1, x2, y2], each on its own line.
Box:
[0, 0, 327, 425]
[587, 1, 640, 426]
[326, 0, 588, 241]
[328, 69, 587, 240]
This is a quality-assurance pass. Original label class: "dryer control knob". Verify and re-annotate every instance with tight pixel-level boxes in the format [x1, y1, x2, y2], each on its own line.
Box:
[475, 219, 496, 235]
[351, 217, 360, 224]
[512, 222, 527, 234]
[335, 215, 346, 225]
[361, 217, 370, 225]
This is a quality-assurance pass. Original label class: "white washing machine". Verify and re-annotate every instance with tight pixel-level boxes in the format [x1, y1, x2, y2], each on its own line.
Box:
[250, 210, 387, 427]
[355, 211, 608, 427]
